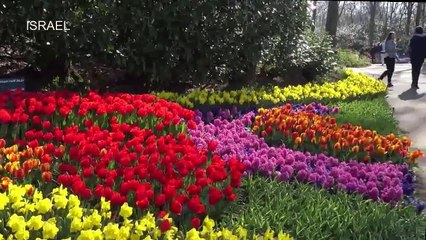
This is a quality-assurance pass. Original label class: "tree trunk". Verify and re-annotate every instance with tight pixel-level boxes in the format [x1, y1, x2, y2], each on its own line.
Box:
[311, 0, 317, 31]
[415, 2, 423, 26]
[382, 2, 389, 41]
[368, 2, 378, 47]
[405, 2, 414, 35]
[325, 0, 339, 46]
[349, 3, 355, 24]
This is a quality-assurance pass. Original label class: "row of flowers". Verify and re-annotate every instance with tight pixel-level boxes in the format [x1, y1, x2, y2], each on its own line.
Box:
[0, 91, 196, 142]
[153, 69, 387, 108]
[189, 114, 418, 205]
[0, 119, 245, 227]
[252, 106, 423, 164]
[194, 102, 340, 124]
[0, 184, 293, 240]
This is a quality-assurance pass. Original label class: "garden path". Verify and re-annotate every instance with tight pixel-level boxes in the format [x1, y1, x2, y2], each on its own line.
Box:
[352, 63, 426, 201]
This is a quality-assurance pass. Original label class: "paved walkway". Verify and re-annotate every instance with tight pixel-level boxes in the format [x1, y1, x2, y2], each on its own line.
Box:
[352, 63, 426, 200]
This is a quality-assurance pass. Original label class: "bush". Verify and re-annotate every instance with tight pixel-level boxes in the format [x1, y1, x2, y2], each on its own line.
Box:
[337, 49, 371, 68]
[0, 0, 309, 89]
[262, 30, 337, 82]
[315, 65, 348, 84]
[220, 176, 426, 240]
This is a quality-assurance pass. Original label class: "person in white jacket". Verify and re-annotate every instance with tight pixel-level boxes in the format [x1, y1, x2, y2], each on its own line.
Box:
[380, 43, 386, 65]
[378, 32, 398, 87]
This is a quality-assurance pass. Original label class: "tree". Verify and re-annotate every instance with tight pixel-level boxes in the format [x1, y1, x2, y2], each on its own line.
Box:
[415, 2, 424, 26]
[405, 2, 414, 35]
[325, 1, 339, 46]
[311, 0, 318, 31]
[368, 2, 379, 47]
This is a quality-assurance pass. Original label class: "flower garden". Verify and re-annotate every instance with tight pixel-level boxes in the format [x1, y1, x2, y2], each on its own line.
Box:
[0, 69, 425, 239]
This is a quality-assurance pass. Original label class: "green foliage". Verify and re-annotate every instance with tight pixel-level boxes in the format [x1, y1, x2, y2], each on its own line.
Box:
[220, 176, 426, 240]
[332, 96, 401, 136]
[337, 49, 371, 68]
[315, 65, 348, 84]
[264, 31, 337, 81]
[336, 25, 368, 51]
[0, 0, 310, 88]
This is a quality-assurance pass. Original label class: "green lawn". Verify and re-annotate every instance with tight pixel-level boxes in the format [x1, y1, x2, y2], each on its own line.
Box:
[332, 95, 402, 136]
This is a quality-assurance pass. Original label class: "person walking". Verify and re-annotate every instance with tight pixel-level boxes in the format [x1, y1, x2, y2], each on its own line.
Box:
[380, 42, 386, 65]
[408, 26, 426, 89]
[370, 43, 382, 64]
[378, 32, 398, 88]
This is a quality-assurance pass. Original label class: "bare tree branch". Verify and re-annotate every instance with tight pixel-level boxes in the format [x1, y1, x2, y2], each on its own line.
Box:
[338, 1, 346, 20]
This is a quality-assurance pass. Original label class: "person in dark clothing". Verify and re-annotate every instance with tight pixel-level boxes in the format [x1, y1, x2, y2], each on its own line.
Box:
[408, 26, 426, 89]
[378, 32, 398, 88]
[370, 43, 382, 64]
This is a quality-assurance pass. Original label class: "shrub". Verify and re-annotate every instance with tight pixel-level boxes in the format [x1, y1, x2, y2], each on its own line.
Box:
[337, 49, 371, 68]
[0, 0, 309, 89]
[263, 30, 337, 81]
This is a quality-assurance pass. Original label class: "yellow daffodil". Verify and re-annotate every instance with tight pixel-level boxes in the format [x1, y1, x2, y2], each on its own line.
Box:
[119, 202, 133, 218]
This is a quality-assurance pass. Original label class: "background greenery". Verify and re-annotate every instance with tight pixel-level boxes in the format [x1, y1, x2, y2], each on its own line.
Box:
[1, 0, 340, 92]
[337, 49, 371, 68]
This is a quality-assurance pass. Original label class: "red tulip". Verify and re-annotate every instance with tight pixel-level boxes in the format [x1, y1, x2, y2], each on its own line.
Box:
[191, 218, 201, 229]
[208, 140, 218, 152]
[154, 194, 166, 207]
[159, 219, 172, 232]
[170, 199, 182, 215]
[136, 198, 149, 209]
[208, 187, 223, 205]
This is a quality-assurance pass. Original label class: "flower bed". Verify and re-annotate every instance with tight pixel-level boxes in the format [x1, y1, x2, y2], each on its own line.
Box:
[153, 70, 387, 108]
[0, 122, 245, 228]
[0, 87, 424, 239]
[0, 91, 195, 142]
[194, 102, 339, 124]
[189, 116, 415, 203]
[0, 184, 293, 239]
[252, 106, 423, 164]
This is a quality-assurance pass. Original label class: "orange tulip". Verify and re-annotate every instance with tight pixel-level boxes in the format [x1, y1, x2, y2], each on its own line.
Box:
[319, 136, 327, 144]
[409, 150, 424, 164]
[4, 162, 11, 172]
[291, 132, 299, 139]
[377, 147, 386, 155]
[334, 142, 341, 150]
[300, 133, 306, 141]
[295, 137, 302, 145]
[41, 162, 51, 172]
[0, 177, 11, 190]
[26, 185, 34, 196]
[351, 145, 360, 153]
[252, 126, 259, 132]
[42, 171, 53, 182]
[295, 124, 303, 132]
